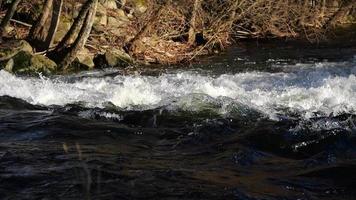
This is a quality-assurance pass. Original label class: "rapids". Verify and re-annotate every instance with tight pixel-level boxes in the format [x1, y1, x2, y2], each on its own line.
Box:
[0, 58, 355, 120]
[0, 41, 355, 200]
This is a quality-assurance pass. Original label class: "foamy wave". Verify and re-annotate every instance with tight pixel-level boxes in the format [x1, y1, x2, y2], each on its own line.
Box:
[0, 61, 355, 119]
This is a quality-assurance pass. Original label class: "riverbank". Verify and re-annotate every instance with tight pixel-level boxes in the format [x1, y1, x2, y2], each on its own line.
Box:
[0, 0, 355, 74]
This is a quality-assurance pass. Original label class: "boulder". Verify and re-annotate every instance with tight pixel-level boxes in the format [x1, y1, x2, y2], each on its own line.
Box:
[75, 48, 95, 69]
[107, 16, 124, 28]
[5, 51, 57, 75]
[116, 9, 127, 18]
[134, 0, 147, 14]
[0, 40, 33, 62]
[99, 0, 118, 9]
[104, 49, 133, 67]
[54, 15, 72, 44]
[4, 59, 14, 72]
[94, 3, 108, 27]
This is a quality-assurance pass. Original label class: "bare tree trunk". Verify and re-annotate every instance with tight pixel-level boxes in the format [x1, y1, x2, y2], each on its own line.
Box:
[46, 0, 63, 48]
[60, 0, 97, 70]
[188, 0, 201, 46]
[55, 0, 95, 52]
[0, 0, 21, 38]
[28, 0, 53, 51]
[28, 0, 62, 52]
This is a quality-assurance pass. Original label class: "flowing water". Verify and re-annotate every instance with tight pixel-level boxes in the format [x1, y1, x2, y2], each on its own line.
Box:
[0, 41, 355, 199]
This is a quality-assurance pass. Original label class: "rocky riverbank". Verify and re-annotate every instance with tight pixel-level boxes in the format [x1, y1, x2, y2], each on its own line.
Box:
[0, 0, 355, 75]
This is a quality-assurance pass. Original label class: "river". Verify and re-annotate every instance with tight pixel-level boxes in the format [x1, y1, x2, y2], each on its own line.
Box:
[0, 40, 355, 199]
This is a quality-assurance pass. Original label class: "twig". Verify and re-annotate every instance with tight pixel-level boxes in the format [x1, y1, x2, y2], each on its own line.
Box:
[10, 19, 32, 27]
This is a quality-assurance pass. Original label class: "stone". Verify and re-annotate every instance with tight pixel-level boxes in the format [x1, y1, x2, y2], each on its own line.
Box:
[99, 0, 118, 9]
[4, 59, 14, 72]
[117, 9, 127, 18]
[76, 48, 95, 69]
[95, 3, 108, 27]
[104, 49, 133, 67]
[107, 16, 124, 28]
[134, 0, 147, 14]
[7, 51, 57, 75]
[54, 15, 72, 44]
[8, 51, 32, 72]
[0, 40, 33, 62]
[29, 55, 57, 74]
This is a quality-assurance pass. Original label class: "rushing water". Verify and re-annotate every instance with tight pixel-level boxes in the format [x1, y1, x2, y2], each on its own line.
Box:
[0, 41, 356, 199]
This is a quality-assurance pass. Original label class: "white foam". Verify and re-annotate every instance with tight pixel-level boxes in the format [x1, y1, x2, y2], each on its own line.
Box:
[0, 60, 355, 119]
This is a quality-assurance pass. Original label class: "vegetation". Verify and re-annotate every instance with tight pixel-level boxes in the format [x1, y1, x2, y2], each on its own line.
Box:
[0, 0, 355, 73]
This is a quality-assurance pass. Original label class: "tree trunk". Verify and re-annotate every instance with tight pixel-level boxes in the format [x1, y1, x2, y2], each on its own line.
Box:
[0, 0, 3, 10]
[188, 0, 201, 46]
[46, 0, 63, 48]
[28, 0, 62, 52]
[55, 0, 95, 52]
[0, 0, 21, 38]
[28, 0, 53, 51]
[60, 0, 97, 70]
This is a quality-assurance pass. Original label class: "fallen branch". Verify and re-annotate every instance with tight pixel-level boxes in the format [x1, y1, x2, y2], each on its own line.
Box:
[10, 19, 32, 27]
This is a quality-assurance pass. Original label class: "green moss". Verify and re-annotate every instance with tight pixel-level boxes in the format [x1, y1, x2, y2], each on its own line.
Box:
[9, 52, 57, 75]
[0, 40, 33, 61]
[12, 51, 32, 72]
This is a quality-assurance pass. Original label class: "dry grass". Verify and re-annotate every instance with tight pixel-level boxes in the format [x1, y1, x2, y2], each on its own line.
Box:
[130, 0, 354, 63]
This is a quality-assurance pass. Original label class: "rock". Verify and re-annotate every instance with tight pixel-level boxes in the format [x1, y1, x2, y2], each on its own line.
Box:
[6, 51, 57, 75]
[76, 48, 95, 69]
[104, 49, 133, 67]
[4, 59, 14, 72]
[94, 3, 108, 27]
[117, 9, 127, 18]
[111, 8, 129, 22]
[7, 51, 32, 72]
[134, 0, 147, 14]
[99, 0, 118, 9]
[54, 15, 72, 44]
[30, 55, 57, 74]
[107, 16, 124, 28]
[0, 40, 33, 62]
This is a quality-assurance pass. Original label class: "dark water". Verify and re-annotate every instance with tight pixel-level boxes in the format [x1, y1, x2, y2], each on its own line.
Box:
[0, 41, 356, 200]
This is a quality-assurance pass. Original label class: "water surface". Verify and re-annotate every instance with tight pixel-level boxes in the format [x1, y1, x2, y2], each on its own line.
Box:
[0, 41, 355, 199]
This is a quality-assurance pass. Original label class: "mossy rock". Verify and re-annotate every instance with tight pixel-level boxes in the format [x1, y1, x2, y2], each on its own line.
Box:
[6, 51, 57, 75]
[0, 40, 33, 62]
[30, 55, 57, 74]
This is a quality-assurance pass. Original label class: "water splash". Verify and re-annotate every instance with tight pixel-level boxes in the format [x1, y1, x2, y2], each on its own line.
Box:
[0, 60, 355, 119]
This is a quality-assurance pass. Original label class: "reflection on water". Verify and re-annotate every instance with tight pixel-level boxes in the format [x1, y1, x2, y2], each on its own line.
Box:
[0, 41, 355, 199]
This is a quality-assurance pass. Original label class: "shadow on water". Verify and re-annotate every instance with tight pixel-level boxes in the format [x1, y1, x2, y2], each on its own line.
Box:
[0, 40, 356, 200]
